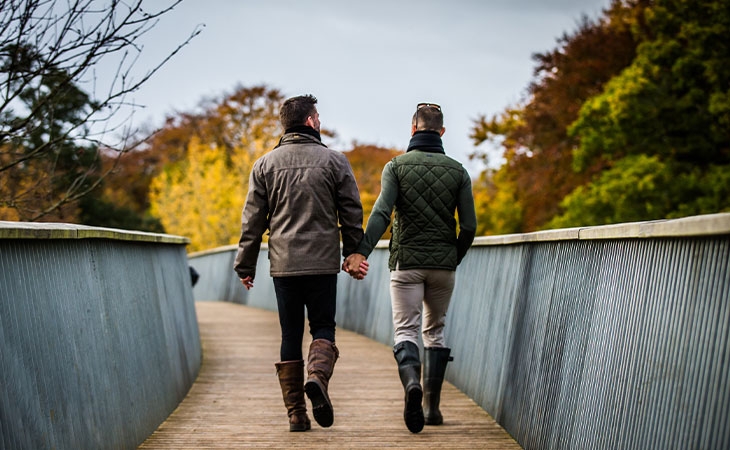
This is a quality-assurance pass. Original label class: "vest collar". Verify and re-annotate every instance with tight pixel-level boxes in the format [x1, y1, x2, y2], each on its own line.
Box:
[406, 130, 444, 153]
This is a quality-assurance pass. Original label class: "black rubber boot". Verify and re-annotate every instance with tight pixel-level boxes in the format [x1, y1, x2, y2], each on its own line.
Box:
[393, 340, 424, 433]
[423, 347, 453, 425]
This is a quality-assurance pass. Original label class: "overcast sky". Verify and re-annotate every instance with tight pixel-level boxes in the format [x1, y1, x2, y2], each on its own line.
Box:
[122, 0, 611, 175]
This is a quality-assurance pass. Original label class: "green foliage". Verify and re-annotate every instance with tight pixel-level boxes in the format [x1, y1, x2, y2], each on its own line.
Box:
[570, 0, 730, 170]
[79, 196, 164, 232]
[551, 155, 730, 228]
[0, 51, 101, 221]
[1, 1, 198, 222]
[470, 0, 730, 233]
[469, 1, 640, 233]
[561, 0, 730, 227]
[668, 163, 730, 217]
[549, 154, 672, 227]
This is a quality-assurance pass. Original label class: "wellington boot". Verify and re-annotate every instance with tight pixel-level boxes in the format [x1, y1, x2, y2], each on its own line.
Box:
[423, 347, 453, 425]
[275, 360, 311, 432]
[304, 339, 339, 428]
[393, 340, 424, 433]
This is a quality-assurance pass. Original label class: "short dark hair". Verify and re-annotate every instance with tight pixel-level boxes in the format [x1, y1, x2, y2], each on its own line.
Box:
[412, 105, 443, 131]
[280, 94, 318, 129]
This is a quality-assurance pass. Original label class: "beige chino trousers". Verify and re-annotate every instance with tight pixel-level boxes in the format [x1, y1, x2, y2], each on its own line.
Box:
[390, 268, 456, 348]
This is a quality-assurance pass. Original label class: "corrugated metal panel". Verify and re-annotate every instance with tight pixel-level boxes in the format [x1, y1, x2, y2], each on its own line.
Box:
[0, 239, 200, 450]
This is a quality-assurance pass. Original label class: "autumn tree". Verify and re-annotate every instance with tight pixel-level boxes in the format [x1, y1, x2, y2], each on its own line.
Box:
[96, 85, 283, 230]
[78, 143, 165, 231]
[0, 71, 98, 221]
[149, 137, 261, 250]
[121, 84, 404, 249]
[470, 0, 643, 233]
[146, 85, 284, 250]
[0, 0, 200, 222]
[555, 0, 730, 226]
[343, 143, 403, 227]
[470, 167, 522, 236]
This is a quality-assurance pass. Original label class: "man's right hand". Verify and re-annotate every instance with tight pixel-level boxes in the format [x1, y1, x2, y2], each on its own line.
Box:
[240, 276, 254, 290]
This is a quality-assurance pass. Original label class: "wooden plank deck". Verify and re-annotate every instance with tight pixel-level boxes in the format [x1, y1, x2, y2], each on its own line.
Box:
[139, 301, 521, 449]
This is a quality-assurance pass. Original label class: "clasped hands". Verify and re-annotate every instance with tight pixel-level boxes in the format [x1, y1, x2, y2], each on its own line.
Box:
[343, 253, 369, 280]
[240, 254, 369, 288]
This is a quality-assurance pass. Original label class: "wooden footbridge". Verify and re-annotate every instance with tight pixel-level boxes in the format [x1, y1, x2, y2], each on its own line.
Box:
[5, 216, 729, 449]
[138, 302, 521, 449]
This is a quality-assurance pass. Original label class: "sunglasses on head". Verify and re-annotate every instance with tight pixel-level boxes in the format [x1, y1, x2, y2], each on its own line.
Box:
[414, 103, 441, 129]
[417, 103, 441, 111]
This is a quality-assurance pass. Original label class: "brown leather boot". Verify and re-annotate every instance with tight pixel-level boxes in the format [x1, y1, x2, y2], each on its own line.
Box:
[304, 339, 339, 427]
[275, 360, 311, 432]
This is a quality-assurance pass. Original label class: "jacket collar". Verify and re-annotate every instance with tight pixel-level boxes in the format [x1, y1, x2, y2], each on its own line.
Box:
[285, 125, 321, 141]
[275, 131, 327, 149]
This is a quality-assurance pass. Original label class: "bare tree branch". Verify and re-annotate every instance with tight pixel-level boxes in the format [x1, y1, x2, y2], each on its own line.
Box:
[0, 0, 201, 221]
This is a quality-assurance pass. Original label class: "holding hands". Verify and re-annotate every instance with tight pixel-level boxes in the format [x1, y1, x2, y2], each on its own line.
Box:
[343, 253, 369, 280]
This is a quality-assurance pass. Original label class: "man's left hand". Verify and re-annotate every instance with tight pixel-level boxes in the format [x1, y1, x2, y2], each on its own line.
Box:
[343, 253, 368, 280]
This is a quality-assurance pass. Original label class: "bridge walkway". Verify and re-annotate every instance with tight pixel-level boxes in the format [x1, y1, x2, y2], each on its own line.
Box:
[139, 301, 521, 449]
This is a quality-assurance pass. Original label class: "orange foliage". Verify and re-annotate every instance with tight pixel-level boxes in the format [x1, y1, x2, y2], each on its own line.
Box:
[343, 144, 403, 228]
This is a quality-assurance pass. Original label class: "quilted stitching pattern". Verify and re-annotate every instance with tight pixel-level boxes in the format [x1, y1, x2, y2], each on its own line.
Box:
[389, 152, 464, 269]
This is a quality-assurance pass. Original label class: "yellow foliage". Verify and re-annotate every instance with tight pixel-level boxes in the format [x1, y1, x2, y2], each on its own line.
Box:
[0, 207, 20, 221]
[149, 137, 264, 251]
[472, 168, 523, 236]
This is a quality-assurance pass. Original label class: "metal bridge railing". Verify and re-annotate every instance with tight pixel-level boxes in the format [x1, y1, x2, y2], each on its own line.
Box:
[190, 213, 730, 450]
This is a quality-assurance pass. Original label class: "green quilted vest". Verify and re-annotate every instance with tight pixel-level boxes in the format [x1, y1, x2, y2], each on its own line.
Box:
[389, 150, 465, 270]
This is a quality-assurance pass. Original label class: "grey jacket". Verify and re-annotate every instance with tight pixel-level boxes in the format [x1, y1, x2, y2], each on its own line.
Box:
[233, 132, 363, 278]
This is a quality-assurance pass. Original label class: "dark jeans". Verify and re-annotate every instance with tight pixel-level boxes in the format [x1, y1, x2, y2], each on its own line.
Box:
[273, 274, 337, 361]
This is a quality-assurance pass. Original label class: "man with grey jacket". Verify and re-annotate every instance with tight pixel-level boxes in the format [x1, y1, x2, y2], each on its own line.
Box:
[233, 94, 364, 432]
[344, 102, 476, 433]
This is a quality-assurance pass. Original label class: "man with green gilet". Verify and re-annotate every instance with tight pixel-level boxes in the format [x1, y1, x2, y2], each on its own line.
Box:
[343, 102, 477, 433]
